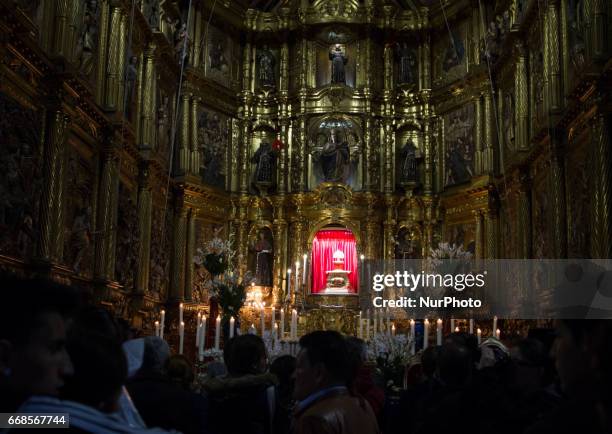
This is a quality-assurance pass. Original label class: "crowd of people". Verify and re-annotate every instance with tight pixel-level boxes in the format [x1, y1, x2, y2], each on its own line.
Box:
[1, 273, 611, 433]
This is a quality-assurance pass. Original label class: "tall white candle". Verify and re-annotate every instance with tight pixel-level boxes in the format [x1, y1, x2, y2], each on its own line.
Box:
[249, 324, 256, 335]
[469, 318, 474, 334]
[410, 319, 415, 355]
[493, 316, 498, 336]
[295, 261, 300, 292]
[302, 254, 307, 284]
[273, 323, 279, 341]
[260, 306, 265, 337]
[271, 307, 276, 330]
[450, 318, 455, 332]
[436, 319, 443, 345]
[358, 311, 363, 339]
[179, 303, 184, 325]
[214, 315, 221, 350]
[195, 312, 201, 347]
[391, 323, 396, 336]
[154, 320, 160, 337]
[160, 310, 166, 340]
[424, 319, 429, 349]
[496, 328, 501, 340]
[229, 316, 235, 338]
[291, 309, 297, 340]
[477, 328, 482, 345]
[179, 321, 184, 355]
[198, 315, 206, 361]
[287, 268, 292, 298]
[280, 308, 285, 339]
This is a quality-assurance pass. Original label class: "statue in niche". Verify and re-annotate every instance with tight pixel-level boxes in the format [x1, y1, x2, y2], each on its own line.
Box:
[252, 141, 276, 185]
[69, 206, 92, 273]
[124, 55, 138, 118]
[174, 21, 190, 65]
[395, 230, 421, 260]
[252, 230, 273, 286]
[568, 0, 586, 71]
[257, 45, 276, 87]
[156, 94, 170, 153]
[144, 0, 160, 29]
[396, 43, 417, 85]
[75, 0, 98, 77]
[399, 138, 422, 184]
[329, 44, 347, 84]
[316, 129, 350, 182]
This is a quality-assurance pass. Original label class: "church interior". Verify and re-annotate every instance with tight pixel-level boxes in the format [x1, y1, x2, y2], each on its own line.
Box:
[0, 0, 611, 432]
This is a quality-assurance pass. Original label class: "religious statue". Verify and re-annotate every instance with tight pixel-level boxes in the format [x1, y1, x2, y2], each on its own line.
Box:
[325, 250, 351, 293]
[329, 44, 347, 84]
[144, 0, 160, 30]
[399, 139, 421, 184]
[396, 43, 417, 85]
[174, 22, 190, 66]
[75, 0, 98, 77]
[317, 129, 349, 182]
[69, 207, 92, 273]
[252, 141, 276, 186]
[124, 56, 138, 118]
[156, 94, 170, 153]
[395, 230, 420, 260]
[252, 231, 273, 286]
[257, 45, 276, 87]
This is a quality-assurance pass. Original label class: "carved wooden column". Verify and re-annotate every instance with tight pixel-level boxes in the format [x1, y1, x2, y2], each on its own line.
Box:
[545, 0, 562, 113]
[177, 91, 191, 175]
[515, 42, 529, 151]
[423, 96, 433, 194]
[135, 161, 152, 295]
[517, 170, 532, 259]
[483, 90, 495, 174]
[190, 96, 200, 175]
[474, 95, 483, 175]
[139, 43, 157, 150]
[473, 210, 485, 260]
[104, 5, 126, 111]
[550, 131, 567, 258]
[383, 195, 396, 260]
[383, 121, 394, 193]
[590, 108, 612, 258]
[170, 205, 188, 301]
[184, 208, 197, 301]
[37, 95, 70, 263]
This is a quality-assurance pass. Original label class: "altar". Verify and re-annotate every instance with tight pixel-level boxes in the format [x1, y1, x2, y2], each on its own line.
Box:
[310, 228, 359, 295]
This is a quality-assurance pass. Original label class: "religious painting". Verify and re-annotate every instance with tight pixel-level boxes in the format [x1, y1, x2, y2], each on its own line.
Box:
[197, 106, 228, 189]
[255, 45, 278, 89]
[309, 117, 361, 190]
[566, 136, 590, 257]
[0, 92, 43, 260]
[445, 223, 476, 254]
[74, 0, 100, 85]
[433, 21, 467, 86]
[395, 42, 418, 87]
[116, 182, 139, 289]
[142, 0, 161, 30]
[395, 131, 423, 187]
[150, 206, 171, 300]
[205, 26, 234, 87]
[63, 150, 95, 277]
[443, 104, 475, 187]
[248, 227, 274, 287]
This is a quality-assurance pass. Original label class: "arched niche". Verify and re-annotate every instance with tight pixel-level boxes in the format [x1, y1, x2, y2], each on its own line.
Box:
[395, 225, 423, 259]
[395, 121, 424, 190]
[307, 115, 363, 191]
[250, 124, 277, 195]
[247, 224, 274, 289]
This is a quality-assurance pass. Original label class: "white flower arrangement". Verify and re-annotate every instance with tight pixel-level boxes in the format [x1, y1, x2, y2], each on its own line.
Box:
[368, 332, 413, 366]
[202, 347, 224, 360]
[428, 242, 473, 265]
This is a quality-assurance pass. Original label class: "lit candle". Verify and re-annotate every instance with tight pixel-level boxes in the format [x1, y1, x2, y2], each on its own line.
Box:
[271, 307, 276, 330]
[249, 323, 256, 335]
[154, 320, 160, 337]
[273, 323, 278, 341]
[455, 326, 460, 333]
[160, 310, 166, 340]
[295, 261, 300, 292]
[198, 315, 206, 361]
[195, 312, 201, 347]
[280, 308, 285, 339]
[291, 309, 297, 340]
[179, 303, 184, 325]
[358, 311, 363, 339]
[424, 319, 429, 349]
[436, 318, 442, 345]
[391, 323, 396, 336]
[469, 318, 474, 334]
[287, 268, 292, 297]
[496, 328, 501, 340]
[260, 305, 265, 337]
[229, 316, 235, 338]
[302, 253, 307, 284]
[410, 319, 415, 355]
[450, 318, 455, 332]
[214, 315, 221, 350]
[179, 321, 184, 355]
[493, 316, 498, 336]
[365, 309, 370, 341]
[477, 328, 482, 345]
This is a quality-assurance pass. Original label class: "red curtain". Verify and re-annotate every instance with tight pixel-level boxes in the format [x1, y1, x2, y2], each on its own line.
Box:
[311, 229, 359, 294]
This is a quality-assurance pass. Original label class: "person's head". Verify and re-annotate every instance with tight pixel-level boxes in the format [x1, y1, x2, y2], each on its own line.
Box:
[445, 331, 480, 366]
[421, 346, 439, 379]
[294, 331, 350, 400]
[270, 355, 296, 388]
[224, 334, 267, 377]
[71, 305, 121, 343]
[140, 336, 170, 375]
[166, 354, 194, 390]
[0, 275, 78, 403]
[553, 320, 612, 400]
[345, 336, 367, 381]
[62, 330, 127, 413]
[437, 343, 472, 388]
[510, 338, 547, 393]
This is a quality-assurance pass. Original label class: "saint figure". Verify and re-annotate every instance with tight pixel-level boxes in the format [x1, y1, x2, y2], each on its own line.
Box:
[329, 45, 348, 84]
[319, 129, 349, 182]
[257, 45, 276, 87]
[253, 231, 273, 286]
[399, 139, 421, 183]
[252, 141, 276, 184]
[397, 43, 416, 85]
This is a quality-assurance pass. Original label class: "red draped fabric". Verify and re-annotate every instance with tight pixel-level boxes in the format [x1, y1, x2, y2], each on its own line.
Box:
[311, 229, 358, 294]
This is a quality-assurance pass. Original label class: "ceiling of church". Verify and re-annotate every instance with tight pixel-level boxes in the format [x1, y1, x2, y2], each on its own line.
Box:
[241, 0, 438, 12]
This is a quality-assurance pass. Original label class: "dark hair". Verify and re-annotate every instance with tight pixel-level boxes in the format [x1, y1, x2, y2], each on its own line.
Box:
[437, 343, 472, 387]
[62, 330, 127, 410]
[298, 331, 350, 384]
[421, 346, 439, 378]
[166, 354, 194, 389]
[515, 338, 547, 367]
[224, 334, 267, 376]
[72, 305, 122, 343]
[0, 274, 80, 346]
[270, 355, 296, 386]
